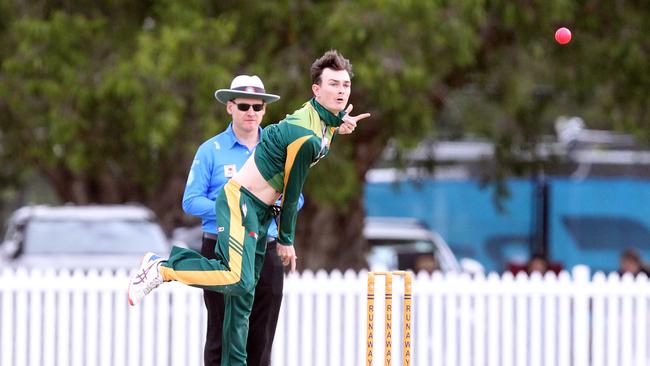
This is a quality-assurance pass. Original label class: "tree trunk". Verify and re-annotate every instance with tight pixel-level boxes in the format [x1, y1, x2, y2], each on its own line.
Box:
[295, 193, 368, 271]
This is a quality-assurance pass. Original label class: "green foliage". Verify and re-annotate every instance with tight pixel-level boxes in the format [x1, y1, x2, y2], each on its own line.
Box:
[0, 2, 241, 201]
[432, 0, 650, 191]
[0, 0, 648, 223]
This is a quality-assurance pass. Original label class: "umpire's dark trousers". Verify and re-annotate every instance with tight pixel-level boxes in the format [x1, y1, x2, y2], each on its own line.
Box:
[201, 233, 284, 366]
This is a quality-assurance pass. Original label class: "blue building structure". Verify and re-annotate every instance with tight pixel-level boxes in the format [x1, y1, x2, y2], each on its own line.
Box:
[365, 138, 650, 273]
[365, 177, 650, 273]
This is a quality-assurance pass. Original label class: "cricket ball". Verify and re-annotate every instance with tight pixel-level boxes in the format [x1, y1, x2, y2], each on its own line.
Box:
[555, 27, 572, 45]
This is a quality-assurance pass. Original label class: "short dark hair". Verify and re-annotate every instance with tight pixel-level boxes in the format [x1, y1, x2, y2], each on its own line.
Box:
[310, 50, 353, 85]
[621, 248, 642, 263]
[529, 253, 548, 263]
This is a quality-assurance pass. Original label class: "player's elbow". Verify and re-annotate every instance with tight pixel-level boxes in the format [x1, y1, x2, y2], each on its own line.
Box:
[228, 276, 255, 296]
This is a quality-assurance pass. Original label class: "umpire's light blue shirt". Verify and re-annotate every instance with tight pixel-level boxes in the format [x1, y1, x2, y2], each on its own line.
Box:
[182, 123, 303, 238]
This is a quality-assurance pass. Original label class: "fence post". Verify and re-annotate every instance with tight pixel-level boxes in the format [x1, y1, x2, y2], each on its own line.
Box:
[572, 265, 591, 366]
[15, 268, 29, 366]
[633, 274, 648, 366]
[300, 270, 315, 366]
[1, 268, 15, 366]
[543, 272, 558, 366]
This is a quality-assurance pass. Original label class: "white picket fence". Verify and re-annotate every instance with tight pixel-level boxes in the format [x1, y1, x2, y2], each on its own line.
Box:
[1, 266, 649, 366]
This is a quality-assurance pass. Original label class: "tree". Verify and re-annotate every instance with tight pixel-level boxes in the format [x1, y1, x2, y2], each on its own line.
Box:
[0, 1, 243, 229]
[1, 0, 648, 270]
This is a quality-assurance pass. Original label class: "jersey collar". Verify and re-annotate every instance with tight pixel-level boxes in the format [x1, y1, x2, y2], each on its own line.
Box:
[225, 122, 262, 149]
[309, 98, 345, 127]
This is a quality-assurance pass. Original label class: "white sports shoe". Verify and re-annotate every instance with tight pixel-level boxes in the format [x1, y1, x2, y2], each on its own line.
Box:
[127, 252, 165, 306]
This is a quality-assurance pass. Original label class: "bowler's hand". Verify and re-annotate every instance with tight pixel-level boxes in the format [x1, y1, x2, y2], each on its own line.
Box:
[276, 243, 297, 272]
[338, 104, 371, 135]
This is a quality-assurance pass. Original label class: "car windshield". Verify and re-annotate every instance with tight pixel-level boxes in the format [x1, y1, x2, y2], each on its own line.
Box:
[23, 219, 168, 255]
[368, 239, 453, 272]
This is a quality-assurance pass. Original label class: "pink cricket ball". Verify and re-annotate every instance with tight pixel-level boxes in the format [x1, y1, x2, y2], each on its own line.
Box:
[555, 27, 572, 45]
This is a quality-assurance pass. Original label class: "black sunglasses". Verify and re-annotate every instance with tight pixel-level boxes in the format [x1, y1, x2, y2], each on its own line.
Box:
[232, 102, 265, 112]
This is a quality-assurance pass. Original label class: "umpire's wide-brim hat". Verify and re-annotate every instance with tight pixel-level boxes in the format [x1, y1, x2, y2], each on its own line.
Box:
[214, 75, 280, 104]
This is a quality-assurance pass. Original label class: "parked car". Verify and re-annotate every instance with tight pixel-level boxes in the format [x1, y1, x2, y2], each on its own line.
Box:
[171, 224, 203, 252]
[365, 216, 484, 274]
[0, 204, 172, 270]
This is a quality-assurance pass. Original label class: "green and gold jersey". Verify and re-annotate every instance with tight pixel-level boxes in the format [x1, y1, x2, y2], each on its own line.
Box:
[254, 98, 345, 245]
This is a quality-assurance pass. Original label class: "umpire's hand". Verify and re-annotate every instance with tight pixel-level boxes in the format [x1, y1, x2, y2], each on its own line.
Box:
[276, 243, 297, 272]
